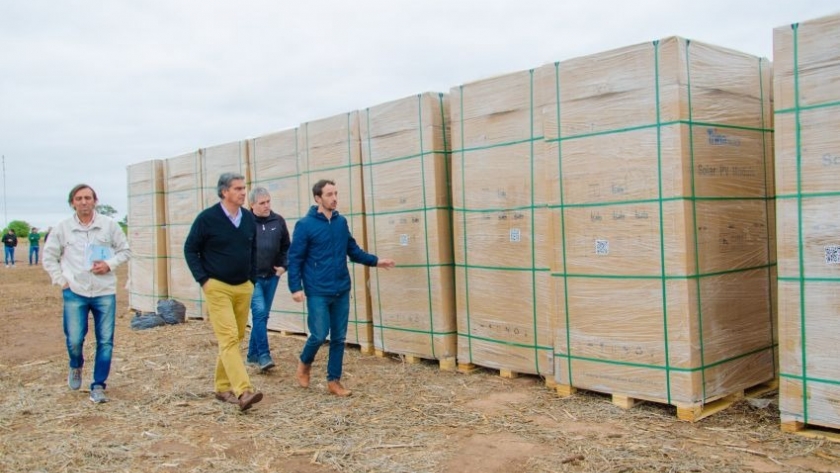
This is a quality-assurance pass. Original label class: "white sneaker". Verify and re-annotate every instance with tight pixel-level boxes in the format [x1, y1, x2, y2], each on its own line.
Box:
[89, 386, 108, 403]
[68, 367, 82, 390]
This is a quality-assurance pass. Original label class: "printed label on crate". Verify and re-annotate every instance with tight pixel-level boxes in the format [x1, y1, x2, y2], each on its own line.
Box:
[595, 239, 609, 255]
[399, 234, 409, 246]
[825, 245, 840, 265]
[509, 228, 521, 243]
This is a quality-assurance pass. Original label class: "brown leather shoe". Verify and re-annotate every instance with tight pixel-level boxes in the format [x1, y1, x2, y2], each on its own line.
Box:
[238, 390, 263, 411]
[327, 380, 352, 397]
[296, 361, 311, 388]
[214, 391, 239, 404]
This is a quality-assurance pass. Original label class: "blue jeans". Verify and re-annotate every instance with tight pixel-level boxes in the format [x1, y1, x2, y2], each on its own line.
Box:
[247, 275, 279, 364]
[4, 247, 13, 265]
[300, 292, 350, 381]
[29, 246, 39, 265]
[63, 289, 116, 390]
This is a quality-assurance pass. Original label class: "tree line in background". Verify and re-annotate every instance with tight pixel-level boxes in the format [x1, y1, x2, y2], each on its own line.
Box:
[2, 204, 127, 239]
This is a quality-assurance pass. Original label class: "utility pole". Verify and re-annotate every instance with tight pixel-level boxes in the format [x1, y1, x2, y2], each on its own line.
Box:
[1, 155, 6, 229]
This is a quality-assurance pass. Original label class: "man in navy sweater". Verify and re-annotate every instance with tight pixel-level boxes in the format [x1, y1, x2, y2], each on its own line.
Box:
[287, 179, 395, 397]
[184, 173, 263, 411]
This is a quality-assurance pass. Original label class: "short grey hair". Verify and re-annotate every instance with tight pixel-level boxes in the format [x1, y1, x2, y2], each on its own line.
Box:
[249, 186, 270, 205]
[216, 172, 245, 199]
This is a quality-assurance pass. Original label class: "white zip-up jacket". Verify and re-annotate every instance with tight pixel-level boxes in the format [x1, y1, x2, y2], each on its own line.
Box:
[42, 213, 132, 297]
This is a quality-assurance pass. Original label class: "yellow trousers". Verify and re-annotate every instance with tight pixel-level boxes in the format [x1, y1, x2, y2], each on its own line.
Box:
[203, 278, 254, 396]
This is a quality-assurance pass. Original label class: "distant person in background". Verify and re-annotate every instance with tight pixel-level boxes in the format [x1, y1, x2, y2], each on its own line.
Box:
[42, 184, 132, 403]
[184, 173, 263, 411]
[28, 227, 41, 265]
[3, 228, 18, 267]
[287, 179, 395, 397]
[246, 186, 290, 373]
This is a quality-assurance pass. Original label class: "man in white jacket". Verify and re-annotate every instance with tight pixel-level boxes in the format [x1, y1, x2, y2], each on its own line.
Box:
[43, 184, 131, 403]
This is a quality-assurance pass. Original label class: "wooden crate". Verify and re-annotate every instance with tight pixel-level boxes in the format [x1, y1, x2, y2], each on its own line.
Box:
[774, 12, 840, 435]
[164, 151, 205, 319]
[127, 160, 167, 313]
[248, 128, 308, 334]
[538, 36, 776, 411]
[451, 70, 556, 377]
[361, 92, 456, 366]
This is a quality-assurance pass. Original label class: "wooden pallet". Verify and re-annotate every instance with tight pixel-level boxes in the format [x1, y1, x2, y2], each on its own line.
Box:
[374, 350, 455, 371]
[456, 363, 556, 386]
[456, 362, 523, 378]
[275, 330, 308, 341]
[552, 380, 778, 422]
[781, 421, 840, 443]
[346, 342, 375, 355]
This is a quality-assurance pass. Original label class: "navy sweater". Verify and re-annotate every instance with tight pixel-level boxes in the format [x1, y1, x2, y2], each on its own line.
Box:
[184, 203, 257, 286]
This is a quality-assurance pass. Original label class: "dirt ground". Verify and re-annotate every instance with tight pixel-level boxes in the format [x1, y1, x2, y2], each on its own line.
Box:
[1, 250, 839, 473]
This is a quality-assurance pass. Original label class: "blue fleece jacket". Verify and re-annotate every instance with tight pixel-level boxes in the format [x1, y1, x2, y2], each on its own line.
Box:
[287, 205, 377, 296]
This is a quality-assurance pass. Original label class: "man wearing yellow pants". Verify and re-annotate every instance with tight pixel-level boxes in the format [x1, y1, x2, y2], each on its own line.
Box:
[184, 173, 263, 411]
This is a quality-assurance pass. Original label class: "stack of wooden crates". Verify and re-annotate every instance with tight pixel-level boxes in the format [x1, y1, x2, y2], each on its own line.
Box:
[126, 160, 167, 313]
[126, 21, 840, 430]
[775, 12, 840, 433]
[361, 92, 457, 368]
[537, 37, 776, 419]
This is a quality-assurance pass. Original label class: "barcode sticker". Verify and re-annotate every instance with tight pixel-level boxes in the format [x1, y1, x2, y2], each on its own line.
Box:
[595, 239, 609, 255]
[510, 228, 521, 243]
[826, 245, 840, 265]
[399, 234, 409, 246]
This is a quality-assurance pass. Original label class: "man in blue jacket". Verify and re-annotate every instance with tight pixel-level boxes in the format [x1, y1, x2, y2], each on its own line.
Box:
[287, 179, 395, 396]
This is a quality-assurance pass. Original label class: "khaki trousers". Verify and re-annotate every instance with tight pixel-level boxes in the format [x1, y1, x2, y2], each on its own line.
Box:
[204, 278, 254, 396]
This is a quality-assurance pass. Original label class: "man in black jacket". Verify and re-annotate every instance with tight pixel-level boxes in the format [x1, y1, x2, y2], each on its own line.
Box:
[3, 228, 17, 267]
[184, 173, 263, 411]
[246, 186, 290, 372]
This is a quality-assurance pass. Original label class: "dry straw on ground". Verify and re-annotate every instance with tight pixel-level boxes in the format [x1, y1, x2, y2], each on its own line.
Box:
[1, 265, 838, 473]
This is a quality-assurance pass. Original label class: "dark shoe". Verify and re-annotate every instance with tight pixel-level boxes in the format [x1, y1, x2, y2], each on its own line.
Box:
[295, 361, 311, 388]
[259, 356, 276, 372]
[327, 380, 352, 397]
[238, 390, 263, 411]
[214, 391, 239, 404]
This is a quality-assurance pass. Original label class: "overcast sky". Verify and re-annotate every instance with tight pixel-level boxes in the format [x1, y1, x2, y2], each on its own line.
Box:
[0, 0, 837, 230]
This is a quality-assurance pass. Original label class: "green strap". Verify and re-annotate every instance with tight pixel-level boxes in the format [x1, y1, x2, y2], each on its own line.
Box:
[555, 263, 774, 280]
[127, 190, 166, 198]
[776, 99, 840, 114]
[553, 61, 574, 385]
[555, 342, 774, 373]
[304, 124, 313, 330]
[544, 120, 769, 144]
[684, 40, 708, 400]
[653, 40, 673, 405]
[345, 113, 363, 343]
[417, 94, 438, 359]
[781, 373, 840, 387]
[365, 107, 384, 351]
[458, 85, 473, 362]
[252, 138, 258, 183]
[792, 22, 810, 423]
[528, 69, 541, 374]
